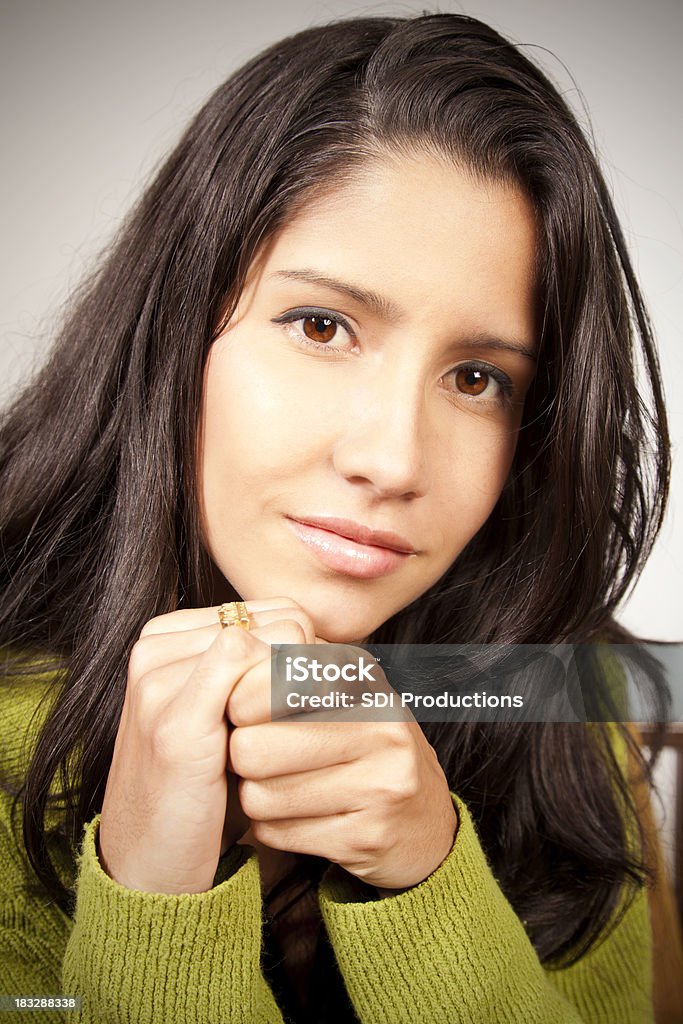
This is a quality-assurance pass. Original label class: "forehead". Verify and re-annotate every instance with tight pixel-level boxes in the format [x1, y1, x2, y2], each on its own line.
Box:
[239, 153, 539, 341]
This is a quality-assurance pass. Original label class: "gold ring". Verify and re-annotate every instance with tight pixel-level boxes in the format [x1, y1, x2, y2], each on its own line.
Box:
[218, 601, 251, 630]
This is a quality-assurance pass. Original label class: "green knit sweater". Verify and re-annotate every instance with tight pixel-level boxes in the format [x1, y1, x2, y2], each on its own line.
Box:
[0, 674, 653, 1023]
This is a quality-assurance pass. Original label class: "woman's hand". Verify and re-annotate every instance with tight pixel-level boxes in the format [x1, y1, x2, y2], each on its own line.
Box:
[97, 598, 318, 894]
[228, 655, 458, 892]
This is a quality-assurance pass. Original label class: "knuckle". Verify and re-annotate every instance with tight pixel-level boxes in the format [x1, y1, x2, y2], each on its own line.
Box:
[226, 697, 249, 728]
[384, 772, 420, 803]
[292, 609, 316, 642]
[228, 729, 248, 775]
[275, 599, 315, 641]
[129, 672, 165, 720]
[380, 722, 411, 750]
[138, 613, 171, 639]
[238, 779, 268, 820]
[217, 623, 252, 658]
[355, 822, 390, 854]
[127, 637, 154, 683]
[278, 619, 307, 644]
[229, 729, 262, 775]
[249, 819, 274, 845]
[148, 714, 182, 764]
[227, 683, 262, 729]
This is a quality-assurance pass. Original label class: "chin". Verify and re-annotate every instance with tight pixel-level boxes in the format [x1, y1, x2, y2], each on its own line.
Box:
[233, 572, 396, 643]
[273, 593, 381, 646]
[306, 601, 389, 645]
[315, 621, 374, 645]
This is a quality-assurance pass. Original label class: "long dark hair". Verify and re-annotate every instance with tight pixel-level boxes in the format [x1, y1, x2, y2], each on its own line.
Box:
[0, 13, 671, 966]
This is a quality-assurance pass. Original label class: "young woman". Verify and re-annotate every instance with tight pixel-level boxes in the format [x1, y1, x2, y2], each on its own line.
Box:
[0, 12, 675, 1023]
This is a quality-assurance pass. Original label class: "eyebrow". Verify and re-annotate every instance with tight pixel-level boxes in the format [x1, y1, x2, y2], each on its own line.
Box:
[270, 268, 537, 363]
[271, 268, 403, 324]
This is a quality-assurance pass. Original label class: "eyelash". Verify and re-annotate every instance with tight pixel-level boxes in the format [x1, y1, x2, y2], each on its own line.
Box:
[270, 307, 515, 407]
[272, 307, 358, 352]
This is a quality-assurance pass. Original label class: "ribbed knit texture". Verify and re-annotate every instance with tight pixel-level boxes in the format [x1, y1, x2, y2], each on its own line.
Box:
[0, 675, 653, 1023]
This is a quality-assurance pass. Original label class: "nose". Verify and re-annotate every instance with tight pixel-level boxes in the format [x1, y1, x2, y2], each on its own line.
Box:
[331, 365, 431, 500]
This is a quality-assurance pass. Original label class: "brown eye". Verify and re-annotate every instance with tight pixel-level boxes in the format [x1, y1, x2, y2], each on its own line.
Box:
[454, 367, 490, 396]
[302, 316, 337, 343]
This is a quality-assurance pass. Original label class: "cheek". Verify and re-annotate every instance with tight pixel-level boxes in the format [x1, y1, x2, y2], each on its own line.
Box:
[199, 338, 331, 536]
[201, 343, 294, 478]
[434, 421, 518, 554]
[199, 346, 260, 527]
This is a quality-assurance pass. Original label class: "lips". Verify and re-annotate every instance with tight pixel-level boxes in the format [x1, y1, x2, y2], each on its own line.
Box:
[285, 516, 416, 580]
[287, 516, 416, 553]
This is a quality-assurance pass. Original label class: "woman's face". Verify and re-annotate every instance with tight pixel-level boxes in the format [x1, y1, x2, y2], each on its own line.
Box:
[198, 153, 538, 642]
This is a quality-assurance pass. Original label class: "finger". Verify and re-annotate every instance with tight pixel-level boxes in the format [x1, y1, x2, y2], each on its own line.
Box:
[130, 611, 315, 681]
[229, 719, 389, 777]
[248, 813, 362, 861]
[128, 626, 223, 682]
[226, 619, 310, 727]
[228, 647, 409, 733]
[139, 597, 307, 637]
[238, 762, 365, 820]
[125, 653, 200, 709]
[166, 625, 272, 731]
[240, 606, 317, 643]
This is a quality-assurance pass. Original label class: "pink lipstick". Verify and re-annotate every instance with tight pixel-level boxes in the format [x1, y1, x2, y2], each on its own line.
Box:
[286, 516, 415, 579]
